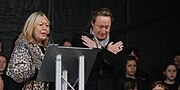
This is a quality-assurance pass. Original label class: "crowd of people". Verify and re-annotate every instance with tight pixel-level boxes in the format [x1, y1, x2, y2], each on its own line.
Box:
[0, 8, 180, 90]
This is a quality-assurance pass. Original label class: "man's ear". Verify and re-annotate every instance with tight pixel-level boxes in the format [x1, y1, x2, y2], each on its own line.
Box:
[91, 21, 94, 27]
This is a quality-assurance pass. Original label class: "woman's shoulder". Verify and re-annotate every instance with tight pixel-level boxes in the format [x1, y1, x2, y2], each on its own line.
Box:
[15, 38, 34, 49]
[16, 38, 28, 44]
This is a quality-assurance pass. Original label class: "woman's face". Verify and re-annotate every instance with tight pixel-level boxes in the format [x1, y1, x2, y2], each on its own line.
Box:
[0, 56, 6, 72]
[33, 17, 49, 43]
[164, 65, 177, 81]
[126, 60, 137, 76]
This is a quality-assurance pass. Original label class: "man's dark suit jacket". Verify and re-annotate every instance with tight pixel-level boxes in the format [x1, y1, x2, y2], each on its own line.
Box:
[72, 31, 125, 90]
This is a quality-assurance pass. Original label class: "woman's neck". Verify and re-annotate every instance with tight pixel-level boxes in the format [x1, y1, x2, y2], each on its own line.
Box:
[126, 73, 136, 79]
[164, 79, 175, 84]
[37, 42, 43, 46]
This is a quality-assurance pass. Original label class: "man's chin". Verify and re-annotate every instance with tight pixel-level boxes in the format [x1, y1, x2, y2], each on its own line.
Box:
[97, 37, 107, 41]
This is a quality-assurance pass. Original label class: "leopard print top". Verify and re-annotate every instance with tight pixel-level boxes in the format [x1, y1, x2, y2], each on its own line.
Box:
[6, 38, 49, 90]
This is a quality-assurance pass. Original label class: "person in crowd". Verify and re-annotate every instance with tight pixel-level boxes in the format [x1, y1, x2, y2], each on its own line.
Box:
[162, 61, 179, 90]
[0, 39, 24, 90]
[0, 38, 3, 53]
[149, 81, 168, 90]
[173, 51, 180, 69]
[172, 51, 180, 84]
[118, 56, 148, 90]
[59, 38, 72, 47]
[72, 8, 124, 90]
[120, 77, 138, 90]
[0, 53, 22, 90]
[6, 12, 50, 90]
[125, 47, 140, 61]
[0, 53, 6, 90]
[125, 47, 151, 85]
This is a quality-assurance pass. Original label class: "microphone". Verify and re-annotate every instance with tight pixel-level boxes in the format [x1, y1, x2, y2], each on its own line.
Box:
[47, 33, 55, 45]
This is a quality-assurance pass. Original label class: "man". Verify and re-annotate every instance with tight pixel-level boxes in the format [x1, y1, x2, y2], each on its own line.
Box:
[72, 8, 124, 90]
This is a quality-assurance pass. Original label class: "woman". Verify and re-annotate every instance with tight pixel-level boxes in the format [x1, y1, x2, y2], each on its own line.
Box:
[118, 56, 148, 90]
[0, 53, 6, 90]
[162, 62, 179, 90]
[6, 12, 50, 90]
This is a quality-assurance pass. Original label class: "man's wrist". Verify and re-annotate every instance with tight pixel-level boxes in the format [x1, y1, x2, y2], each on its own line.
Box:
[98, 45, 102, 49]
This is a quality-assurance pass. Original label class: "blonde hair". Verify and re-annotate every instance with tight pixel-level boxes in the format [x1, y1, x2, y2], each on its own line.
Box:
[17, 12, 50, 47]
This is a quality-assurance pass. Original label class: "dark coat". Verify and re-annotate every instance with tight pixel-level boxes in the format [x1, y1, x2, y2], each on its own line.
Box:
[116, 69, 149, 90]
[72, 31, 125, 90]
[2, 74, 24, 90]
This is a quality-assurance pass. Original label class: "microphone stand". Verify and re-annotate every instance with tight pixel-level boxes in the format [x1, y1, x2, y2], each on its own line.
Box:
[47, 33, 55, 45]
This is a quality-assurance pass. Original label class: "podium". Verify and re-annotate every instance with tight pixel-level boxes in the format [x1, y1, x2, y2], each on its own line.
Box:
[36, 45, 100, 90]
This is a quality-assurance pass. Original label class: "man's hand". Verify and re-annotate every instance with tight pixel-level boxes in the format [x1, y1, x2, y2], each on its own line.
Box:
[107, 41, 123, 54]
[81, 35, 123, 54]
[81, 35, 101, 48]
